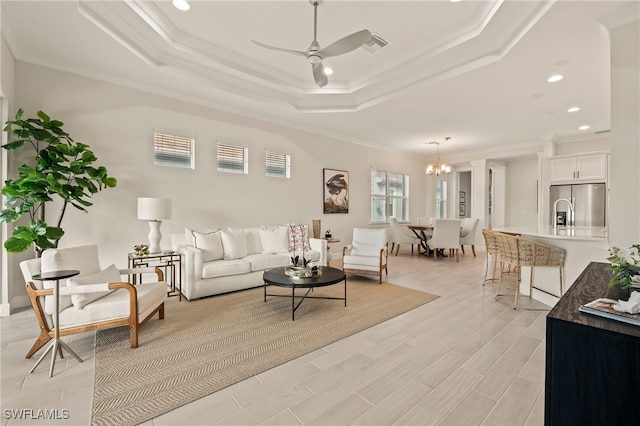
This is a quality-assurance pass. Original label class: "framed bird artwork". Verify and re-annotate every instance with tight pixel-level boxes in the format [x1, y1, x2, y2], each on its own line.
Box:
[323, 168, 349, 214]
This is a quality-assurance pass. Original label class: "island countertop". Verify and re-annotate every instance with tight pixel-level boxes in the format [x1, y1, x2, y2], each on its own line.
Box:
[491, 225, 609, 307]
[494, 225, 607, 241]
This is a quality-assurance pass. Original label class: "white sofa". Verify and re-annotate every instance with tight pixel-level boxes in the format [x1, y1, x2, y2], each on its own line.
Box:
[172, 225, 327, 300]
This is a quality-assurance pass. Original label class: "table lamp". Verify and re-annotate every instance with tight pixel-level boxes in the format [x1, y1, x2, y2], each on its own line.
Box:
[137, 197, 172, 253]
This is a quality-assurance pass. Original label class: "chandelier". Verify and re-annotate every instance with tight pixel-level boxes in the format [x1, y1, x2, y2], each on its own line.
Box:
[425, 137, 451, 176]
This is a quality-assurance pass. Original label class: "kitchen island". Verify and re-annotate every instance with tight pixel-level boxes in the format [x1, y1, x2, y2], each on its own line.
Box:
[494, 225, 609, 307]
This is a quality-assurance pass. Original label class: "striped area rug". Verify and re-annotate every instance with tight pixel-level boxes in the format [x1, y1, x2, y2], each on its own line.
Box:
[91, 276, 439, 425]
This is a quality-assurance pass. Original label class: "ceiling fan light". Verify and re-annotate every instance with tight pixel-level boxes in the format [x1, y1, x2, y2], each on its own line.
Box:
[172, 0, 190, 11]
[323, 67, 333, 76]
[547, 74, 564, 83]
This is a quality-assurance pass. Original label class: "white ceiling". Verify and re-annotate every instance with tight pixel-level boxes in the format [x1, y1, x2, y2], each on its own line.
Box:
[2, 1, 637, 161]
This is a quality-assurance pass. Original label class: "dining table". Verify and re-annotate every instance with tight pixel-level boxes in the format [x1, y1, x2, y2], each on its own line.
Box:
[407, 224, 435, 256]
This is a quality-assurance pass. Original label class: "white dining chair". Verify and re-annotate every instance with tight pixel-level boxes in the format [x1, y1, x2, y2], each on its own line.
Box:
[426, 219, 463, 261]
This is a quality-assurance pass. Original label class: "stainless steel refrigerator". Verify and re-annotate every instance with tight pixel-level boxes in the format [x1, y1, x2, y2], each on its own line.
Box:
[549, 183, 606, 227]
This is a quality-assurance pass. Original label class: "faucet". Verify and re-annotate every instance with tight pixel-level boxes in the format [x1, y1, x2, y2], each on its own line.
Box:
[553, 198, 574, 230]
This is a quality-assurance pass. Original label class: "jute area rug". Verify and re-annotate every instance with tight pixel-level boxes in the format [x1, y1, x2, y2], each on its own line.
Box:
[92, 276, 439, 425]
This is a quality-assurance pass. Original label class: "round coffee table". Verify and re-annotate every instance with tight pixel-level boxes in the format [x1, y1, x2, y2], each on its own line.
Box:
[263, 266, 347, 320]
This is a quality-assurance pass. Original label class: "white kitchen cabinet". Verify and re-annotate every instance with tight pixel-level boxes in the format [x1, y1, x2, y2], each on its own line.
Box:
[549, 154, 607, 183]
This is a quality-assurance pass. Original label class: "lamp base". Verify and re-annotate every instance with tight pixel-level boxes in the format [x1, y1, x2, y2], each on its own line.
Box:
[147, 220, 163, 253]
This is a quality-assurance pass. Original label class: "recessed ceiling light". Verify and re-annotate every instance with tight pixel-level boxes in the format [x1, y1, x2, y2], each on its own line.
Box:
[547, 74, 564, 83]
[323, 67, 333, 76]
[450, 0, 462, 3]
[579, 125, 590, 130]
[567, 106, 580, 113]
[173, 0, 190, 11]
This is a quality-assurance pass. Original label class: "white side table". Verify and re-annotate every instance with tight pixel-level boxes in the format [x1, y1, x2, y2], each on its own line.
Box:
[30, 269, 83, 378]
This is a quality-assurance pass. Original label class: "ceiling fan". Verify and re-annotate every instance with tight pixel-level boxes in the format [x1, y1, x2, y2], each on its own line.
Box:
[252, 0, 372, 88]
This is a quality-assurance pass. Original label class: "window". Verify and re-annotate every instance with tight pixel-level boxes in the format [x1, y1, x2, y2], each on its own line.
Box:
[265, 151, 291, 178]
[217, 142, 248, 174]
[436, 180, 448, 218]
[370, 169, 409, 222]
[153, 132, 194, 168]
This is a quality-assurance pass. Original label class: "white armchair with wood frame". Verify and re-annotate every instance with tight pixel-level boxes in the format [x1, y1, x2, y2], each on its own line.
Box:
[341, 228, 388, 284]
[20, 244, 167, 359]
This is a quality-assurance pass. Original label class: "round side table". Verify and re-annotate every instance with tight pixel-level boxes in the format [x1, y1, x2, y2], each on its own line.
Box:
[30, 269, 83, 377]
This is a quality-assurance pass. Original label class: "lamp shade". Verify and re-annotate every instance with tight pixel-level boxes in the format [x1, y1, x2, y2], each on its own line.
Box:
[137, 198, 172, 221]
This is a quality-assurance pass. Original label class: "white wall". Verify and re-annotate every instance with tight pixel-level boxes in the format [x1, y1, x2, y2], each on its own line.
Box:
[1, 34, 17, 316]
[608, 20, 640, 247]
[505, 158, 538, 227]
[4, 62, 427, 310]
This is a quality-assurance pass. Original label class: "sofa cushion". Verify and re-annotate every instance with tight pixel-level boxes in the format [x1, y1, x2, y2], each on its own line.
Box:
[244, 228, 263, 255]
[244, 253, 290, 272]
[221, 229, 248, 259]
[344, 254, 381, 268]
[192, 229, 224, 262]
[67, 264, 120, 309]
[58, 282, 166, 327]
[202, 258, 251, 279]
[288, 224, 312, 253]
[259, 227, 289, 254]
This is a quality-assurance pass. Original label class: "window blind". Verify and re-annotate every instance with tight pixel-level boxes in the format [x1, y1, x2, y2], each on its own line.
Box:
[217, 142, 248, 174]
[265, 151, 290, 178]
[153, 132, 194, 168]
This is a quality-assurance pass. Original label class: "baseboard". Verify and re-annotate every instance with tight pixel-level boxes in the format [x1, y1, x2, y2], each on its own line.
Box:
[0, 302, 10, 317]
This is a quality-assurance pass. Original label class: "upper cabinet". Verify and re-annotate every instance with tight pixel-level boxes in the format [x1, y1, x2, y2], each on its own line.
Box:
[549, 153, 608, 183]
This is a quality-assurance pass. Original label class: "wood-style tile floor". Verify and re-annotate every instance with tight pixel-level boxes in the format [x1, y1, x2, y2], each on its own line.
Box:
[1, 249, 548, 425]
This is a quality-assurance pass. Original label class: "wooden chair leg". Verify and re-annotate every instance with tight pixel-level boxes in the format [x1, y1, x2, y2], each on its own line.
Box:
[455, 249, 459, 262]
[25, 331, 52, 359]
[461, 245, 465, 254]
[471, 245, 476, 257]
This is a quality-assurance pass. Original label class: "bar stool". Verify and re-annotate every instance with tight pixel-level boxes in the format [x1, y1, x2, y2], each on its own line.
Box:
[481, 229, 500, 284]
[494, 233, 565, 310]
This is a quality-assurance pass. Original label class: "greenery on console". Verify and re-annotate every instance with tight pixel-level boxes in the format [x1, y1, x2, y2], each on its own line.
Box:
[605, 245, 640, 289]
[1, 109, 117, 256]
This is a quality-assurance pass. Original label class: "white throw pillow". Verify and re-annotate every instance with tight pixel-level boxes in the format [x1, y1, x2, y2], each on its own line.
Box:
[244, 228, 263, 254]
[192, 229, 224, 262]
[67, 264, 121, 309]
[351, 241, 382, 257]
[221, 229, 248, 260]
[259, 227, 290, 254]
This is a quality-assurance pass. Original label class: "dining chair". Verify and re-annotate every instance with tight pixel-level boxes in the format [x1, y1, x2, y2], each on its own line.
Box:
[459, 218, 480, 257]
[388, 217, 421, 255]
[426, 219, 463, 261]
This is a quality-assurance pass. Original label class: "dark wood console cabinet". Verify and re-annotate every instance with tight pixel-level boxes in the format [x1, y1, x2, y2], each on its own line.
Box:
[545, 262, 640, 425]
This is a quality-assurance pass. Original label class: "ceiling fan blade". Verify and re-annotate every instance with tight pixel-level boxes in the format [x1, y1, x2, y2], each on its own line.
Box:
[312, 62, 328, 87]
[251, 40, 308, 58]
[317, 29, 372, 58]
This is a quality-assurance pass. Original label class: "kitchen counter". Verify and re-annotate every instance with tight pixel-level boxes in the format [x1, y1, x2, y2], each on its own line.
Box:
[493, 225, 609, 307]
[495, 225, 607, 241]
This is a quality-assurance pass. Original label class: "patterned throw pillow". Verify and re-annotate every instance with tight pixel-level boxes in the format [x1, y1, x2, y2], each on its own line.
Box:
[288, 224, 312, 253]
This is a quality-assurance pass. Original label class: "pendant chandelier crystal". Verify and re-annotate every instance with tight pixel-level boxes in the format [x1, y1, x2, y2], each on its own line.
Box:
[425, 137, 451, 176]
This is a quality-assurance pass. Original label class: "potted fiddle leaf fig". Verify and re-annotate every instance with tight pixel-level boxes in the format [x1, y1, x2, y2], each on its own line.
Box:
[1, 108, 117, 256]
